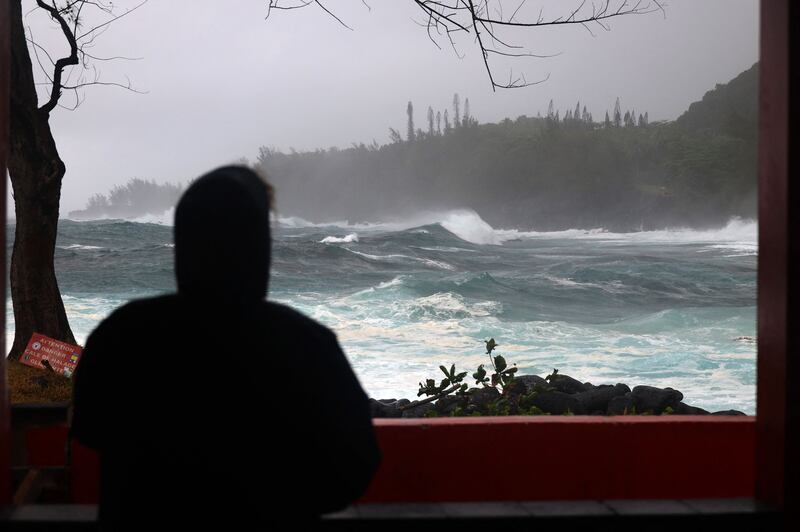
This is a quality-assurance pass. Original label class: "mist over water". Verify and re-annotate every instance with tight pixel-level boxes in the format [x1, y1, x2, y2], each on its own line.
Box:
[8, 210, 757, 413]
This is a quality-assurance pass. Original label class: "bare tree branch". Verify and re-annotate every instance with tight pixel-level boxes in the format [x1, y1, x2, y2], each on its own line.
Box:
[36, 0, 80, 114]
[26, 1, 147, 114]
[265, 0, 665, 91]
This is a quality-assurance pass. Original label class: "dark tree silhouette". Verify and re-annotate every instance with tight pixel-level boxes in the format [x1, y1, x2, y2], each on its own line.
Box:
[453, 93, 461, 128]
[427, 106, 435, 136]
[7, 0, 144, 359]
[407, 101, 416, 141]
[613, 97, 622, 127]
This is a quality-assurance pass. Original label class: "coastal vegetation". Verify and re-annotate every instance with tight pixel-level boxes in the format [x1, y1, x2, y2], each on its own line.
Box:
[258, 64, 758, 231]
[366, 338, 746, 418]
[74, 64, 758, 233]
[68, 178, 184, 220]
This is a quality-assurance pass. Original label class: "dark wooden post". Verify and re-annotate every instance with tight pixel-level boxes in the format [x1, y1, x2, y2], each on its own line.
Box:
[756, 0, 798, 517]
[0, 0, 11, 509]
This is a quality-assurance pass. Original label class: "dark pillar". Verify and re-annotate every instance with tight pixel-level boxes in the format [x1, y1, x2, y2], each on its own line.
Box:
[756, 0, 798, 519]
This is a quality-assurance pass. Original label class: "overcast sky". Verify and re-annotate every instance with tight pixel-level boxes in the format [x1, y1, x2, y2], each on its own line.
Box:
[16, 0, 759, 214]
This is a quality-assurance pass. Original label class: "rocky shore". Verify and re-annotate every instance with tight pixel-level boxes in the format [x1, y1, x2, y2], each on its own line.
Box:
[369, 372, 747, 418]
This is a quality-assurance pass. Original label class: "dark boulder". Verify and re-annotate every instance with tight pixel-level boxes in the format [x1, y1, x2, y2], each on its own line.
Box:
[369, 398, 403, 418]
[514, 375, 549, 392]
[468, 387, 501, 412]
[435, 395, 465, 416]
[672, 402, 710, 415]
[402, 402, 435, 418]
[711, 410, 747, 416]
[630, 386, 683, 414]
[504, 375, 549, 400]
[575, 383, 630, 413]
[546, 373, 590, 394]
[607, 394, 636, 415]
[529, 391, 586, 415]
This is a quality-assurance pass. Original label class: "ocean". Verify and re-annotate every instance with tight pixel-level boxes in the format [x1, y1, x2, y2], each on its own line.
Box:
[6, 210, 757, 413]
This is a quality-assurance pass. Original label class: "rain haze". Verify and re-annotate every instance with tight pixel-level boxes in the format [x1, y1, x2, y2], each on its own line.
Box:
[14, 0, 758, 213]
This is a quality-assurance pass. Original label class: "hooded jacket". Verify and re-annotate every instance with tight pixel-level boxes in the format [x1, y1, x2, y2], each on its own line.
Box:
[71, 166, 380, 527]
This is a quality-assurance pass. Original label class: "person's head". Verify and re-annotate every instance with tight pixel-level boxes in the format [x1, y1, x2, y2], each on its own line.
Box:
[174, 165, 274, 303]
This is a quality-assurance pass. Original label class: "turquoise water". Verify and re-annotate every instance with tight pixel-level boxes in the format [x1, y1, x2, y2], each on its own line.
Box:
[6, 210, 757, 413]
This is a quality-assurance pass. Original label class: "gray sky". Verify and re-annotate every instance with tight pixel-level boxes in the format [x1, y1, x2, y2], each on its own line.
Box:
[16, 0, 759, 214]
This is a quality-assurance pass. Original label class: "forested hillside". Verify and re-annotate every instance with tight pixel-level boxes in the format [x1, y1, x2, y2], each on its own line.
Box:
[69, 178, 184, 219]
[257, 64, 757, 231]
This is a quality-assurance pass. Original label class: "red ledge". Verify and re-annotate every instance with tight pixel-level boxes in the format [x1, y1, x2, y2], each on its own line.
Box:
[362, 416, 756, 503]
[19, 416, 754, 504]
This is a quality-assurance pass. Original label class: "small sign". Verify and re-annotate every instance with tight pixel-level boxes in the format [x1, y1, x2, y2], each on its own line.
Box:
[21, 333, 83, 378]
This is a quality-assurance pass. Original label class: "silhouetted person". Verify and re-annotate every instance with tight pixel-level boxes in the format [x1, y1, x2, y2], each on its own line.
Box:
[71, 166, 381, 528]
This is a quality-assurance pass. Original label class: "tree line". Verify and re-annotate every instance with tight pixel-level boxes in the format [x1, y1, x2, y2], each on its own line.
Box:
[257, 64, 757, 231]
[394, 93, 479, 143]
[69, 178, 184, 220]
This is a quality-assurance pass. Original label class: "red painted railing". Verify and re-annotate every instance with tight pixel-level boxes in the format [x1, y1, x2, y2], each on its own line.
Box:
[19, 416, 756, 504]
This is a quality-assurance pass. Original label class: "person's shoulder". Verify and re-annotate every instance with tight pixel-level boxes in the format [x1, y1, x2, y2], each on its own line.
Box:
[90, 295, 179, 335]
[106, 294, 178, 319]
[260, 301, 337, 342]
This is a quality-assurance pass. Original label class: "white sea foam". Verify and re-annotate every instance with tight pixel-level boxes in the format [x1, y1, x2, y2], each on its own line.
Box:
[542, 275, 627, 294]
[65, 208, 176, 226]
[349, 276, 405, 297]
[320, 233, 359, 244]
[291, 208, 758, 249]
[413, 246, 476, 253]
[347, 249, 454, 270]
[131, 208, 175, 226]
[58, 244, 103, 251]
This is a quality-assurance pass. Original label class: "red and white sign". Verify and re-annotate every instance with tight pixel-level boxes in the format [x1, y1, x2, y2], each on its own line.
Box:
[21, 333, 83, 378]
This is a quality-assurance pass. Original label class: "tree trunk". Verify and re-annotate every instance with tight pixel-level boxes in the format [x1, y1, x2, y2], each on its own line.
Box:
[6, 0, 75, 360]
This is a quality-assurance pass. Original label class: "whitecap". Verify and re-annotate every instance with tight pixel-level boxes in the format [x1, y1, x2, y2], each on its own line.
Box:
[320, 233, 359, 244]
[131, 208, 175, 226]
[347, 249, 453, 270]
[59, 244, 103, 251]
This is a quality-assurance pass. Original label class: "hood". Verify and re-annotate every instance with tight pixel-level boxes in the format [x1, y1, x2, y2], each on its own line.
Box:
[174, 166, 272, 303]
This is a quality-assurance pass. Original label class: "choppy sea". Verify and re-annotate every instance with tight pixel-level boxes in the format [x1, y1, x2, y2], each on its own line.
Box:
[6, 210, 757, 413]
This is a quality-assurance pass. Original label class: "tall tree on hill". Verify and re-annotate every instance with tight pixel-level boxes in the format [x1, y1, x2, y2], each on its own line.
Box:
[436, 111, 442, 135]
[463, 98, 471, 127]
[7, 0, 143, 359]
[605, 111, 611, 128]
[453, 93, 461, 128]
[613, 98, 622, 127]
[444, 109, 451, 133]
[427, 106, 435, 136]
[574, 101, 581, 122]
[388, 127, 402, 143]
[407, 101, 415, 142]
